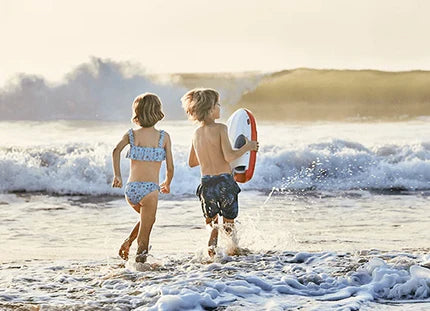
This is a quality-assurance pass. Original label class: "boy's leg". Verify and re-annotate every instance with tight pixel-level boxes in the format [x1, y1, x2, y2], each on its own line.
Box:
[223, 217, 234, 235]
[218, 174, 240, 255]
[206, 215, 219, 257]
[223, 217, 239, 256]
[136, 191, 158, 262]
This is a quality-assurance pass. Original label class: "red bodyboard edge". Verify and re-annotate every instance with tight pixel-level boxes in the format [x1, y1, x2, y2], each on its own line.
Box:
[234, 109, 257, 183]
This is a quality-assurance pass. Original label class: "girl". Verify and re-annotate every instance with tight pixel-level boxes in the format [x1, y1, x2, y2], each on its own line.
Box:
[112, 93, 174, 263]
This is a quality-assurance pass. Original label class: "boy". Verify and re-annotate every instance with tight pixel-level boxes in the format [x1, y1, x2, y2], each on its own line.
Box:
[181, 88, 259, 257]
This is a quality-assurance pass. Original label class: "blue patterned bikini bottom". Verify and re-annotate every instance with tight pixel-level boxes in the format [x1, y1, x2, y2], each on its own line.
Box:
[125, 181, 160, 205]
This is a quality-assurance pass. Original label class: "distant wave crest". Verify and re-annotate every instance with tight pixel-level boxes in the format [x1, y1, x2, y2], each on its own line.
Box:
[0, 57, 263, 121]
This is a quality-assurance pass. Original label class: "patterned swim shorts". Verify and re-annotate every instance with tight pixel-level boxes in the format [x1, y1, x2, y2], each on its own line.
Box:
[196, 173, 241, 219]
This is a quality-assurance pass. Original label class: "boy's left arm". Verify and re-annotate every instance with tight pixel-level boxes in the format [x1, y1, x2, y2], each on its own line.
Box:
[220, 124, 258, 163]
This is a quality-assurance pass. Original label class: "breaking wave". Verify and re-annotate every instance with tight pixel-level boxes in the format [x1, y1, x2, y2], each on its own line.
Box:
[1, 139, 429, 195]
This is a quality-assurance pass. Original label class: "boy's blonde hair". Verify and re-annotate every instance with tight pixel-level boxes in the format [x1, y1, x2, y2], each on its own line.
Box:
[181, 88, 220, 121]
[132, 93, 164, 127]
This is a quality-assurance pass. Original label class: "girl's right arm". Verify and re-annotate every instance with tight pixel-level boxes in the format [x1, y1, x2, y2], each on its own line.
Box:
[112, 132, 129, 188]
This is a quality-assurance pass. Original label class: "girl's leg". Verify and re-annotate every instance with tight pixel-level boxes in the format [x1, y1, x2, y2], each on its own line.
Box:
[118, 221, 140, 260]
[206, 215, 219, 257]
[118, 199, 142, 260]
[136, 191, 159, 262]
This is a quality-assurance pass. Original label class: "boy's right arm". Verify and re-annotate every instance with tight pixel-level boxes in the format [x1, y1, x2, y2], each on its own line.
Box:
[220, 124, 258, 163]
[188, 141, 200, 167]
[112, 132, 129, 188]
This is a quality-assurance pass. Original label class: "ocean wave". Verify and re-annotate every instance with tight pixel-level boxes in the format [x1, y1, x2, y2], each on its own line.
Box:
[0, 58, 187, 121]
[1, 139, 429, 195]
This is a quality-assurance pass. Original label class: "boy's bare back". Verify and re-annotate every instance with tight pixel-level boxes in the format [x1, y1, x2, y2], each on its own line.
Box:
[192, 123, 232, 176]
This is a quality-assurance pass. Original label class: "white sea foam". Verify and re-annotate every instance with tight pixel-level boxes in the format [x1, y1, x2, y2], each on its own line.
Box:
[0, 120, 429, 195]
[1, 251, 429, 310]
[1, 138, 429, 195]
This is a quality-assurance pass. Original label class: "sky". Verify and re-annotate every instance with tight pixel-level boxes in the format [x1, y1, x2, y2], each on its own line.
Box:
[1, 0, 430, 85]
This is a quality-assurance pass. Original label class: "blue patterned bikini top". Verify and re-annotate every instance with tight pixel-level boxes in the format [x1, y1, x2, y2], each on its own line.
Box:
[126, 129, 166, 162]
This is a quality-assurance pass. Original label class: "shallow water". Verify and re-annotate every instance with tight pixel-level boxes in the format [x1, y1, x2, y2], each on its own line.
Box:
[1, 190, 429, 261]
[1, 191, 429, 310]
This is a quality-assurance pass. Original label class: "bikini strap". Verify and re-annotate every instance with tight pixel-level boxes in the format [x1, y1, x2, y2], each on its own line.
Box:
[158, 130, 165, 148]
[128, 129, 135, 146]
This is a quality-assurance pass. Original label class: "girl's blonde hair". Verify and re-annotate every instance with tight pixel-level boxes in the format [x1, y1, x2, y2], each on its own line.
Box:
[131, 93, 164, 127]
[181, 88, 220, 122]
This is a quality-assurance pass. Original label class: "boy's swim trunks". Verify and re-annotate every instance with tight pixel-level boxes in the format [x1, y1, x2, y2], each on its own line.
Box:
[196, 173, 241, 219]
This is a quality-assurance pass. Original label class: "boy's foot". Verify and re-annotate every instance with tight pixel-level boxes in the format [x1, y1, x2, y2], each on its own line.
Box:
[118, 239, 131, 260]
[208, 246, 216, 258]
[135, 250, 148, 263]
[227, 247, 239, 256]
[227, 246, 251, 256]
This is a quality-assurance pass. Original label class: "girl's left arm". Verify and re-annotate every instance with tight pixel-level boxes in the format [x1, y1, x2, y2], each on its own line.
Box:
[160, 133, 174, 193]
[112, 132, 129, 188]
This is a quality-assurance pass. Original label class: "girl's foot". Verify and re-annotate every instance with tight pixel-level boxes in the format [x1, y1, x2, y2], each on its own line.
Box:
[118, 239, 131, 260]
[135, 249, 148, 263]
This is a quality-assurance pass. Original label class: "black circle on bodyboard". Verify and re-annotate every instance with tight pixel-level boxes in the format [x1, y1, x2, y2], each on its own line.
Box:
[234, 134, 247, 148]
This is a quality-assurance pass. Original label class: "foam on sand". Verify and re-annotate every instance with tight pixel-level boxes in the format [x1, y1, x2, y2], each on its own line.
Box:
[1, 251, 429, 310]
